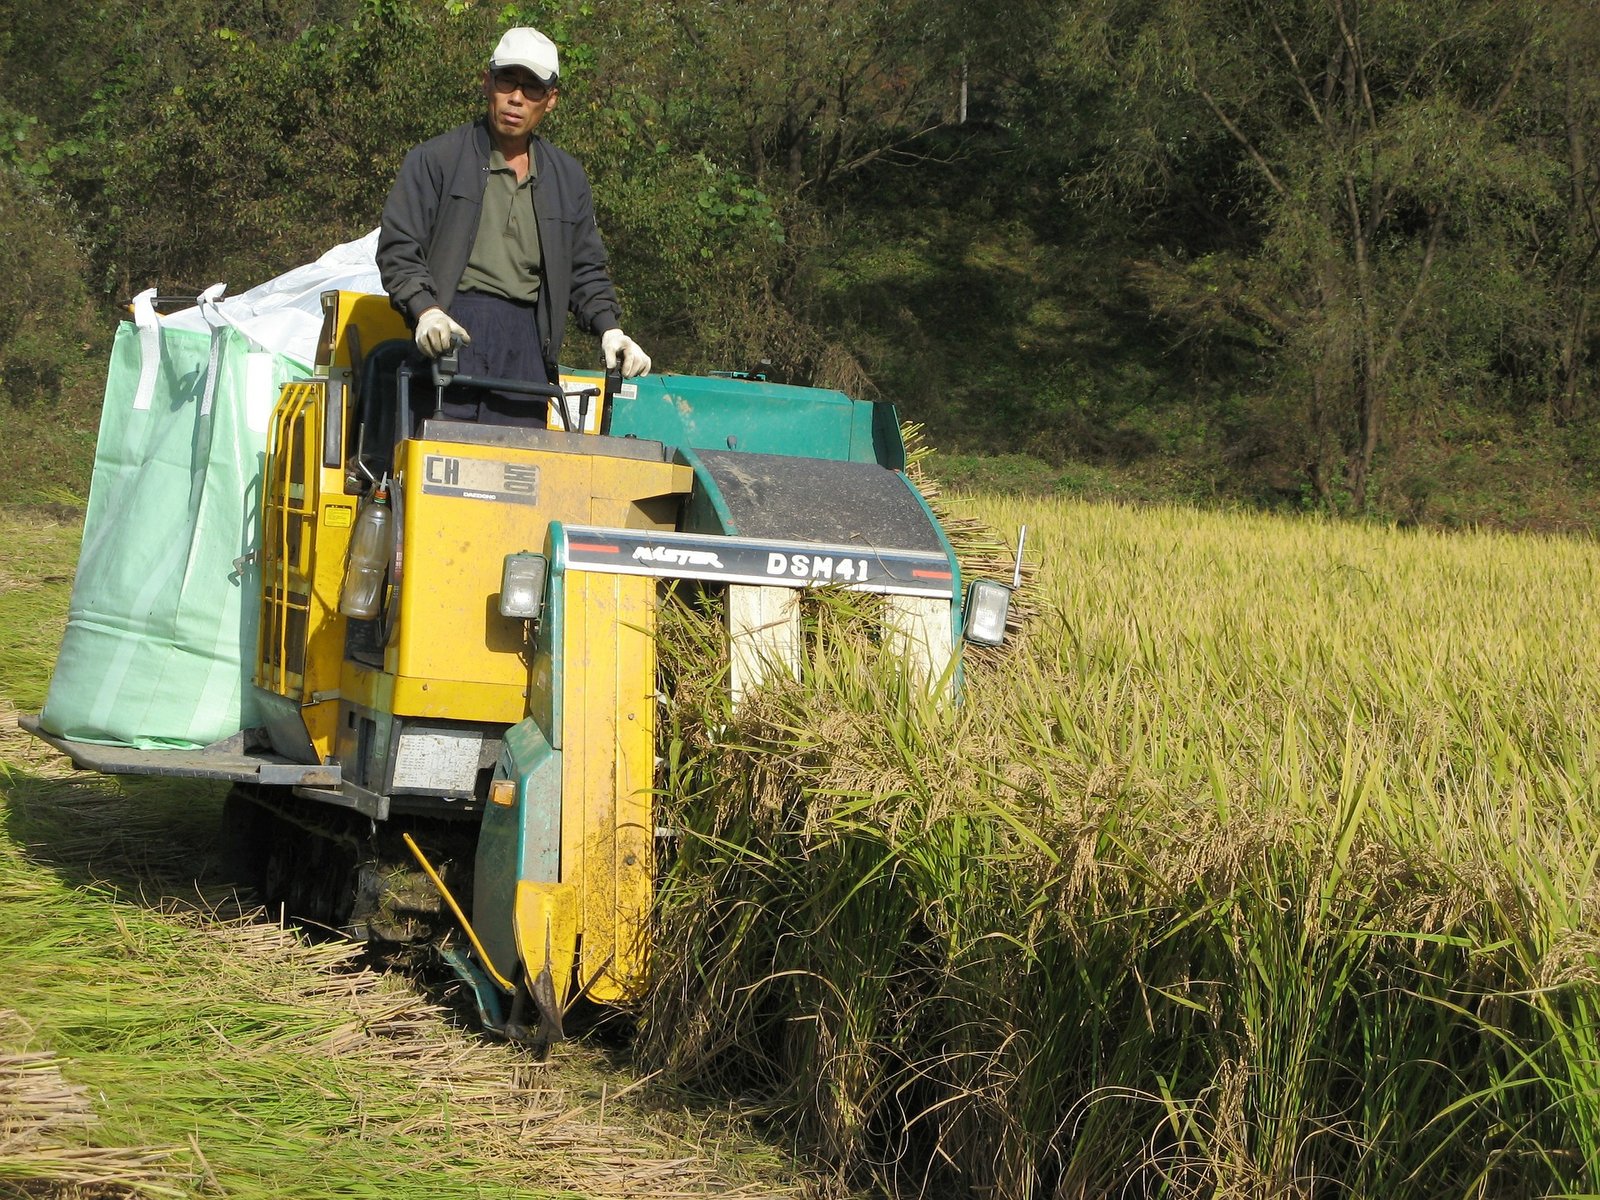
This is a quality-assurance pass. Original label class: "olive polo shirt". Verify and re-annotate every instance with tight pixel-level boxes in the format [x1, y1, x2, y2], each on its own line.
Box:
[457, 147, 542, 304]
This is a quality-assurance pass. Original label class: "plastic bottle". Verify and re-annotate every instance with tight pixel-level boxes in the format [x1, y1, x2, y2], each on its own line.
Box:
[339, 481, 394, 620]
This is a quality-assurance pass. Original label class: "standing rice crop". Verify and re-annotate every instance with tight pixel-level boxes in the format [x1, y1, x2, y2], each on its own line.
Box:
[643, 498, 1600, 1199]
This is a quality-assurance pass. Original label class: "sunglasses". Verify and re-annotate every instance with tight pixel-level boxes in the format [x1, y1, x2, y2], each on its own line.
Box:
[491, 70, 555, 101]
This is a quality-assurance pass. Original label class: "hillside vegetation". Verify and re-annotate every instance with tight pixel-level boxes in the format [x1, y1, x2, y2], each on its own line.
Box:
[1, 0, 1596, 526]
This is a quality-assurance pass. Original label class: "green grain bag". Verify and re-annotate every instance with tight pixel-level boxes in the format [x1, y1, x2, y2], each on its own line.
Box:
[40, 316, 305, 748]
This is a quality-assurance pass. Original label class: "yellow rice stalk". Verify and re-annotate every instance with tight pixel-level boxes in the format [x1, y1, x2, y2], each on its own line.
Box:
[645, 497, 1600, 1199]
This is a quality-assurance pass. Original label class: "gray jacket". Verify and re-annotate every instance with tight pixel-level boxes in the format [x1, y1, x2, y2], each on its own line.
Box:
[377, 118, 622, 370]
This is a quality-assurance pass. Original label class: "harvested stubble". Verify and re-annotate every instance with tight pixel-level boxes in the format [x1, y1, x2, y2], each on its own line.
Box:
[643, 496, 1600, 1200]
[0, 770, 817, 1199]
[1, 1010, 179, 1198]
[0, 509, 821, 1200]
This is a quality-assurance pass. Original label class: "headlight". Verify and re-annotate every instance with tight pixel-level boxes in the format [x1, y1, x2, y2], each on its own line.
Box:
[499, 553, 548, 619]
[963, 580, 1012, 646]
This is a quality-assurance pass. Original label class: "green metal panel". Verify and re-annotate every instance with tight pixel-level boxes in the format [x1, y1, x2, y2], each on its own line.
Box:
[471, 557, 565, 988]
[868, 400, 906, 471]
[570, 370, 903, 466]
[473, 719, 560, 990]
[675, 447, 738, 535]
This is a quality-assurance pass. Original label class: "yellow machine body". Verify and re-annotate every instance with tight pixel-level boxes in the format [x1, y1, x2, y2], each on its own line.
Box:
[509, 569, 660, 1007]
[256, 290, 692, 1017]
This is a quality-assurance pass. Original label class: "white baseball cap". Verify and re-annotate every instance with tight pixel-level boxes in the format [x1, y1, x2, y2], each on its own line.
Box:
[490, 28, 560, 85]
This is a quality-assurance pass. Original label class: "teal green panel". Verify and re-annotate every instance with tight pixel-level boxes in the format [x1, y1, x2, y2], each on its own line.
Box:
[472, 718, 561, 989]
[573, 370, 902, 466]
[869, 401, 906, 470]
[473, 546, 566, 985]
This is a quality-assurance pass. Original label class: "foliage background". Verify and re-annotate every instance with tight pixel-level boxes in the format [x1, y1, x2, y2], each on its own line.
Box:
[0, 0, 1596, 526]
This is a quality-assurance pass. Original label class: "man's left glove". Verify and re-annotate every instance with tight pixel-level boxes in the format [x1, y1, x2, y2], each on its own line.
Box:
[602, 329, 652, 378]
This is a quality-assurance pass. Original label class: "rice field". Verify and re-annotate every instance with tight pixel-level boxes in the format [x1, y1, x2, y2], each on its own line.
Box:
[6, 486, 1600, 1199]
[643, 494, 1600, 1199]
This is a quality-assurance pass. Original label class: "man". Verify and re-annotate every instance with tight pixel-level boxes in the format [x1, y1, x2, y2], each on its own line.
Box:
[377, 27, 651, 426]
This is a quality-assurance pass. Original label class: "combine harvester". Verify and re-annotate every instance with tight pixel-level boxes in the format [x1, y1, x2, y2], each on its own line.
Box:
[23, 242, 1014, 1048]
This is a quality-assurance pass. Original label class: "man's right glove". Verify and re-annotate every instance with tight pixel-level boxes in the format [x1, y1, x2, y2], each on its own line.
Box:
[601, 328, 652, 378]
[415, 307, 471, 358]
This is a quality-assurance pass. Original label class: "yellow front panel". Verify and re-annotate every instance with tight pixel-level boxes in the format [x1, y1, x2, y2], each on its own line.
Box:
[391, 437, 687, 723]
[389, 677, 529, 721]
[562, 571, 656, 1001]
[393, 439, 567, 710]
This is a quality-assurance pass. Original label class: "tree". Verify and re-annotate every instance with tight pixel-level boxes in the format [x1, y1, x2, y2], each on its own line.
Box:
[652, 0, 966, 195]
[543, 0, 980, 381]
[1540, 0, 1600, 424]
[1058, 0, 1575, 509]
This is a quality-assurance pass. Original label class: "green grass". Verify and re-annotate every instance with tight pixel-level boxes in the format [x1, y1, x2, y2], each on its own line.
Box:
[0, 801, 794, 1198]
[0, 509, 81, 712]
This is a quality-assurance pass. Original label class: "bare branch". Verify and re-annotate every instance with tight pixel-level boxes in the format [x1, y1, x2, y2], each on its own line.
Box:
[1486, 41, 1530, 121]
[1262, 3, 1327, 129]
[800, 118, 951, 192]
[1196, 86, 1290, 198]
[1376, 208, 1445, 378]
[1328, 0, 1379, 136]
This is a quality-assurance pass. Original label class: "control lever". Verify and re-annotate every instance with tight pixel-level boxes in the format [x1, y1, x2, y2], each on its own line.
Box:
[436, 346, 461, 381]
[398, 336, 574, 425]
[431, 342, 462, 411]
[600, 365, 623, 435]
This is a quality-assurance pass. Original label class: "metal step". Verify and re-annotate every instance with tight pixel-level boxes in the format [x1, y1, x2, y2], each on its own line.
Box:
[18, 714, 341, 787]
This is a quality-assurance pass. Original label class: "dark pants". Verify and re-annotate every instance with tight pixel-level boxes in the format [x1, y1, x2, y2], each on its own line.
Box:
[439, 291, 550, 427]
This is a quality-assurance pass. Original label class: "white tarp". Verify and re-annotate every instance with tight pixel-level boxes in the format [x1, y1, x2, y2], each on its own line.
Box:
[163, 228, 384, 363]
[40, 233, 385, 748]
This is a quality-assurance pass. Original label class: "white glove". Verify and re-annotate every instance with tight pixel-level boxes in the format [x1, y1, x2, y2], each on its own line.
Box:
[602, 328, 651, 377]
[415, 307, 471, 358]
